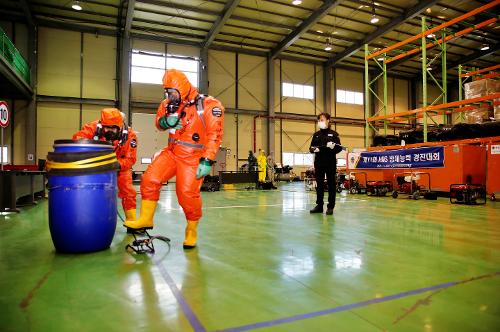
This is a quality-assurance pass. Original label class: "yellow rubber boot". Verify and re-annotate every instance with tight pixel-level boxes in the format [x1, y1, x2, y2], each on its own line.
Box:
[124, 200, 157, 230]
[183, 220, 199, 249]
[124, 209, 136, 222]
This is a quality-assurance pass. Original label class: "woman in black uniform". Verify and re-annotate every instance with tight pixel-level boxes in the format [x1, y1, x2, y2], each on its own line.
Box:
[309, 113, 343, 215]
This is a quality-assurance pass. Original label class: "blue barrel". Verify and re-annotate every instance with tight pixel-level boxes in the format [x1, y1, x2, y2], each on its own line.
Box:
[47, 139, 120, 253]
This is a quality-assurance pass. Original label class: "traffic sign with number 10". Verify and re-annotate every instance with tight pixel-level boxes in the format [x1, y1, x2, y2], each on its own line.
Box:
[0, 101, 9, 128]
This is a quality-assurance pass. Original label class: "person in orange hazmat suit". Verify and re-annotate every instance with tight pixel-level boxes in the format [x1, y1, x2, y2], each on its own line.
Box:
[73, 108, 138, 221]
[124, 69, 224, 249]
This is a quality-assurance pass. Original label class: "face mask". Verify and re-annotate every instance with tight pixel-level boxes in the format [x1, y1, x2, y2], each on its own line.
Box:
[104, 129, 120, 141]
[165, 88, 181, 114]
[318, 121, 327, 129]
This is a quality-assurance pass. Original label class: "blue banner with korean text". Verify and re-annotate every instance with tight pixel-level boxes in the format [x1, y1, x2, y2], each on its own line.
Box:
[355, 147, 444, 169]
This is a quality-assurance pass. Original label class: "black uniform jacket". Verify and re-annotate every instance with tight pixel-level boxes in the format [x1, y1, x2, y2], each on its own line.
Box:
[309, 128, 342, 167]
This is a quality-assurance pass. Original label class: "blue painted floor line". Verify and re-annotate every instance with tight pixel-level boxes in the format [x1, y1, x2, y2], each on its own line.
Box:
[218, 271, 500, 332]
[156, 261, 207, 332]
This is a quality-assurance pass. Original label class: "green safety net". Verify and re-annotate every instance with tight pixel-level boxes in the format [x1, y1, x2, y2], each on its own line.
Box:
[0, 26, 30, 85]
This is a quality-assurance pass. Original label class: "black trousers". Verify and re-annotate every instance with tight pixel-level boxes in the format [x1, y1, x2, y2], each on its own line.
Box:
[315, 165, 336, 209]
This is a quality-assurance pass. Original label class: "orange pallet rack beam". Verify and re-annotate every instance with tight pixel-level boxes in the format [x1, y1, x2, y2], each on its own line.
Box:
[366, 0, 500, 61]
[367, 93, 500, 123]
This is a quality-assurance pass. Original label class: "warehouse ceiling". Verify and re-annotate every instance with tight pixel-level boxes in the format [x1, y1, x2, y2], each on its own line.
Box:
[1, 0, 499, 78]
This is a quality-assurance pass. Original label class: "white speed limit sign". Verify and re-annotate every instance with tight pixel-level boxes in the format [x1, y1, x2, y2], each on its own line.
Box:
[0, 101, 9, 128]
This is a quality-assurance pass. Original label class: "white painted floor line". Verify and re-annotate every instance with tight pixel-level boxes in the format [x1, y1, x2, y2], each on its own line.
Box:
[158, 200, 368, 213]
[159, 204, 286, 212]
[208, 204, 285, 209]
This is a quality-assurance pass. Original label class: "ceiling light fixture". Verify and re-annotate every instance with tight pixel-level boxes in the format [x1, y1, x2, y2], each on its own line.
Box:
[377, 57, 384, 61]
[370, 0, 379, 24]
[72, 1, 82, 11]
[317, 30, 323, 34]
[325, 37, 332, 51]
[480, 43, 490, 51]
[292, 0, 302, 5]
[426, 18, 434, 38]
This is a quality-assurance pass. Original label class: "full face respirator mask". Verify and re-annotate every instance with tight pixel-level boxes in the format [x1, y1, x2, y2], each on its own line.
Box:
[165, 88, 181, 114]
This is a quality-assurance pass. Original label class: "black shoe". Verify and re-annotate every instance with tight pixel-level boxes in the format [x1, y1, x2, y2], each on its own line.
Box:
[310, 205, 323, 213]
[326, 208, 334, 215]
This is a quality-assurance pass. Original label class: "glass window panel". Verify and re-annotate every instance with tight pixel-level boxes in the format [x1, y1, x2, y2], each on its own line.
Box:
[185, 72, 198, 87]
[132, 53, 165, 69]
[283, 83, 294, 97]
[355, 92, 364, 105]
[303, 154, 314, 166]
[303, 85, 314, 99]
[131, 67, 164, 84]
[293, 84, 304, 98]
[283, 152, 294, 166]
[1, 146, 7, 163]
[337, 89, 346, 103]
[166, 57, 198, 72]
[294, 153, 304, 165]
[345, 91, 355, 104]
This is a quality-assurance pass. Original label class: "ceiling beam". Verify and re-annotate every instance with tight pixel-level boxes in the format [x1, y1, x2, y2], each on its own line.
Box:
[326, 0, 441, 67]
[21, 15, 201, 47]
[124, 0, 135, 38]
[29, 2, 117, 20]
[202, 0, 241, 50]
[33, 17, 118, 35]
[136, 0, 220, 16]
[270, 0, 342, 58]
[129, 32, 201, 47]
[134, 7, 213, 24]
[85, 0, 120, 9]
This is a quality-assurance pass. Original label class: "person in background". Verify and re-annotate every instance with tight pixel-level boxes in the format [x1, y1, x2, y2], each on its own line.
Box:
[266, 152, 276, 188]
[257, 149, 267, 184]
[124, 69, 224, 249]
[309, 112, 342, 215]
[247, 150, 257, 172]
[73, 108, 138, 221]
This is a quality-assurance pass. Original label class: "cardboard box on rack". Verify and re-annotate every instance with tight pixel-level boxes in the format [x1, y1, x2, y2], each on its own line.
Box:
[464, 107, 491, 124]
[464, 79, 500, 100]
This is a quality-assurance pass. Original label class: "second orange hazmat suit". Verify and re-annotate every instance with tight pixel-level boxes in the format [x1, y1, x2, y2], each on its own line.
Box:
[73, 108, 138, 221]
[124, 69, 224, 249]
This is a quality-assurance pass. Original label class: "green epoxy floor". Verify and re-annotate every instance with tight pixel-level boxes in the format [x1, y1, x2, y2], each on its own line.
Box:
[1, 182, 500, 332]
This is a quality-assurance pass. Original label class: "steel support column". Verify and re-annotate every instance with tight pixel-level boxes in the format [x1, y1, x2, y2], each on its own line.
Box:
[267, 55, 275, 157]
[441, 30, 447, 124]
[119, 36, 131, 123]
[422, 17, 428, 142]
[364, 44, 370, 148]
[25, 24, 37, 164]
[200, 48, 209, 93]
[323, 64, 332, 116]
